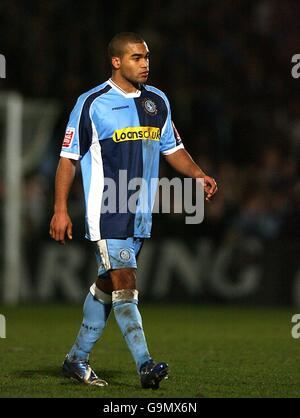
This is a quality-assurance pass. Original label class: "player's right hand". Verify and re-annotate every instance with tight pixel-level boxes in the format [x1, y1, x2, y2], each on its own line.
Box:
[203, 175, 218, 202]
[49, 212, 73, 245]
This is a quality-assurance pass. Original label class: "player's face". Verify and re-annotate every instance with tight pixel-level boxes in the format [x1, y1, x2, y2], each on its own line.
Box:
[119, 42, 150, 85]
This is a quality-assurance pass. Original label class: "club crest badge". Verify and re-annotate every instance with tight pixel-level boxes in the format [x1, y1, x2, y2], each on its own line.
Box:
[119, 249, 131, 262]
[142, 98, 157, 115]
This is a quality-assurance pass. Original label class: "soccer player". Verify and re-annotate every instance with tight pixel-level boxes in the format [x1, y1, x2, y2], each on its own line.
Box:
[49, 32, 217, 389]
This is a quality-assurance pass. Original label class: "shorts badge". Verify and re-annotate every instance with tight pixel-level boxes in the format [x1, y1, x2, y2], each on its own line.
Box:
[119, 249, 131, 262]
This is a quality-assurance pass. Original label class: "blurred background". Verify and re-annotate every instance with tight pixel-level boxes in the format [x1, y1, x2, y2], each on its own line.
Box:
[0, 0, 299, 306]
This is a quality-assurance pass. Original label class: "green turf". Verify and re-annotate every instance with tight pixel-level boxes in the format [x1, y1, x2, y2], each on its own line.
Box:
[0, 303, 299, 398]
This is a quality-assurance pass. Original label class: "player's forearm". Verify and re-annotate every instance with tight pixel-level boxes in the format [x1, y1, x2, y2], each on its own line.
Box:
[164, 149, 206, 179]
[53, 157, 76, 213]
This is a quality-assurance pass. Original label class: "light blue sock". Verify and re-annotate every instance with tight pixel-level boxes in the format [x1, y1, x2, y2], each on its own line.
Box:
[68, 290, 111, 362]
[112, 289, 152, 372]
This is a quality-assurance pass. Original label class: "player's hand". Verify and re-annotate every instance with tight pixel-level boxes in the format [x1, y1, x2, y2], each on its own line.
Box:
[49, 212, 73, 245]
[203, 175, 218, 202]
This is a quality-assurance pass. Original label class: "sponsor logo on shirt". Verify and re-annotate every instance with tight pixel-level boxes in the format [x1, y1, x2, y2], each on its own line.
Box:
[62, 127, 75, 148]
[113, 126, 160, 143]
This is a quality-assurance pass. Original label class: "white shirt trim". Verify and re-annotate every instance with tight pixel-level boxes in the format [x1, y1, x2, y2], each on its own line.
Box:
[107, 79, 141, 98]
[85, 122, 104, 241]
[161, 143, 184, 155]
[60, 151, 81, 160]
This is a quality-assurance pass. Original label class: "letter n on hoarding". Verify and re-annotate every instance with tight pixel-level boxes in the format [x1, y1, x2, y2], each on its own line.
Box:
[0, 315, 6, 338]
[0, 54, 6, 78]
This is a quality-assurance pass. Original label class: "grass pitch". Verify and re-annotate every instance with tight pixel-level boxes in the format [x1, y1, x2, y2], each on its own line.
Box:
[0, 303, 299, 398]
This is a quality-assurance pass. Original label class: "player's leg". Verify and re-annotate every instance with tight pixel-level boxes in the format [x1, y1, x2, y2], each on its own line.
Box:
[62, 244, 113, 386]
[110, 268, 168, 389]
[110, 267, 152, 371]
[67, 238, 114, 363]
[67, 276, 112, 363]
[107, 237, 168, 388]
[62, 282, 112, 386]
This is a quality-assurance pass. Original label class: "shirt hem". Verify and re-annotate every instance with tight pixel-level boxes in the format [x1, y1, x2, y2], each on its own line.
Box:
[85, 234, 151, 241]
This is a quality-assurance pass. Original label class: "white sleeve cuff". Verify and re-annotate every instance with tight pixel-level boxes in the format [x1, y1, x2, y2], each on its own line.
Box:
[161, 143, 184, 156]
[60, 151, 81, 160]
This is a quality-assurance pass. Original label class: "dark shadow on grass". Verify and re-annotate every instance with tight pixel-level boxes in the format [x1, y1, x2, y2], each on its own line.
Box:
[12, 367, 137, 389]
[194, 391, 207, 398]
[13, 367, 124, 378]
[12, 367, 60, 378]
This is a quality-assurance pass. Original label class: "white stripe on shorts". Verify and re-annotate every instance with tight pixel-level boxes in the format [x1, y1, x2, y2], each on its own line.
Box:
[96, 239, 111, 271]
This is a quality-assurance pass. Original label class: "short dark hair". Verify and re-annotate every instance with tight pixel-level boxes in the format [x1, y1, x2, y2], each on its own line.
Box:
[108, 32, 145, 59]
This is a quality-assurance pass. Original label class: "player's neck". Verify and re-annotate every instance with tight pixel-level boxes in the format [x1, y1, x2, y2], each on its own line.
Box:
[110, 75, 140, 94]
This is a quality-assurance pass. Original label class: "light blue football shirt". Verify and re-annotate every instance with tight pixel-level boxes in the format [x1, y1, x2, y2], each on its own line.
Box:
[60, 79, 184, 240]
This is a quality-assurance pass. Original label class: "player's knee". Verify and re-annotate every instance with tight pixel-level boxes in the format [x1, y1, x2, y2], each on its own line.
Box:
[96, 276, 113, 294]
[110, 268, 136, 290]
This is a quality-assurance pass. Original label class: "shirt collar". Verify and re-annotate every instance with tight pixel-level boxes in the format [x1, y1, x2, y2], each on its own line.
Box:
[107, 79, 142, 98]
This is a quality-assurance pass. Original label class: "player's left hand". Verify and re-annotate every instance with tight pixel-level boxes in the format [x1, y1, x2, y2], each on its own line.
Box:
[203, 175, 218, 201]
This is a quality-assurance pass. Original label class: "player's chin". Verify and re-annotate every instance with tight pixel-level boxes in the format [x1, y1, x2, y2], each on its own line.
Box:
[138, 74, 149, 83]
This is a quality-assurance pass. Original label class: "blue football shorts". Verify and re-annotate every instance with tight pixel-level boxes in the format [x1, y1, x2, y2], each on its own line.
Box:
[94, 237, 144, 278]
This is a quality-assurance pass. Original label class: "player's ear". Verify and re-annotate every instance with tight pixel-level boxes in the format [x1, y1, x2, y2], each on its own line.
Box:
[111, 56, 121, 70]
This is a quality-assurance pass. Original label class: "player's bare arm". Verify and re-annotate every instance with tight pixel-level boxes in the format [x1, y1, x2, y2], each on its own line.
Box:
[164, 148, 218, 201]
[49, 157, 76, 244]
